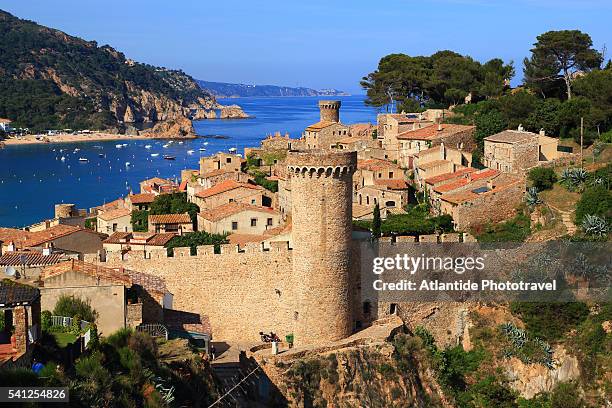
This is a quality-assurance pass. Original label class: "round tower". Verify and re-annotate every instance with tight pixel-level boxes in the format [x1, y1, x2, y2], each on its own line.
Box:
[318, 100, 341, 123]
[287, 150, 357, 346]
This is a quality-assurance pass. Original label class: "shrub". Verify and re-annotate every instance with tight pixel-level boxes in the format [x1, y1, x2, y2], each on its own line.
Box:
[476, 213, 531, 242]
[528, 167, 557, 190]
[53, 295, 98, 323]
[510, 302, 589, 342]
[581, 214, 608, 237]
[575, 185, 612, 224]
[41, 310, 52, 331]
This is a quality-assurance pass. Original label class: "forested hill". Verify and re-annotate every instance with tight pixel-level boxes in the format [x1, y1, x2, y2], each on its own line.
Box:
[0, 10, 216, 132]
[198, 80, 348, 98]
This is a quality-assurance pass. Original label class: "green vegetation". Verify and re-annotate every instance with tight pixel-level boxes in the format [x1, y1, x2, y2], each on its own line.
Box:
[355, 204, 453, 236]
[575, 185, 611, 224]
[509, 302, 589, 342]
[53, 294, 98, 323]
[371, 204, 382, 238]
[500, 323, 554, 369]
[166, 231, 228, 255]
[474, 213, 531, 242]
[252, 170, 278, 193]
[529, 168, 558, 190]
[0, 329, 219, 407]
[84, 217, 97, 230]
[0, 10, 212, 132]
[52, 331, 78, 348]
[130, 193, 200, 231]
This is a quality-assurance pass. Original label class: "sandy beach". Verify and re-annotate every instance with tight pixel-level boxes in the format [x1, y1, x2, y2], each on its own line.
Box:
[2, 132, 162, 146]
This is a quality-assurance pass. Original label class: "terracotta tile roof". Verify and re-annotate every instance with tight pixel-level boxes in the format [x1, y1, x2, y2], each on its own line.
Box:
[0, 118, 12, 123]
[440, 178, 522, 205]
[0, 228, 34, 248]
[164, 309, 211, 335]
[195, 179, 262, 199]
[178, 180, 188, 192]
[353, 204, 374, 218]
[22, 225, 97, 248]
[227, 233, 266, 246]
[397, 124, 474, 140]
[433, 169, 499, 193]
[148, 213, 192, 224]
[419, 159, 452, 170]
[97, 207, 131, 221]
[425, 168, 476, 184]
[129, 193, 155, 204]
[484, 130, 538, 144]
[199, 203, 278, 222]
[42, 260, 167, 295]
[374, 179, 409, 190]
[0, 251, 63, 267]
[263, 220, 292, 238]
[305, 121, 335, 131]
[141, 177, 172, 185]
[357, 158, 397, 171]
[103, 232, 176, 246]
[0, 281, 39, 307]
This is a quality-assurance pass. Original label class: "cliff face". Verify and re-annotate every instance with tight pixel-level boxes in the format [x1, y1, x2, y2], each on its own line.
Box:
[0, 10, 235, 134]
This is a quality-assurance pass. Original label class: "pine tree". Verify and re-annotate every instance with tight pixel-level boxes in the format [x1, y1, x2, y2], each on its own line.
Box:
[372, 204, 382, 239]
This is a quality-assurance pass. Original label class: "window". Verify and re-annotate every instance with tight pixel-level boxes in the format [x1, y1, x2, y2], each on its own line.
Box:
[366, 196, 370, 205]
[251, 199, 256, 204]
[226, 157, 231, 163]
[389, 171, 394, 178]
[267, 218, 273, 226]
[112, 223, 117, 232]
[229, 198, 234, 203]
[389, 303, 397, 315]
[232, 222, 238, 230]
[386, 200, 396, 207]
[251, 218, 257, 227]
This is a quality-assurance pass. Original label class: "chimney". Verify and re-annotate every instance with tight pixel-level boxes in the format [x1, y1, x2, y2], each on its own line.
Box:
[539, 128, 545, 136]
[7, 241, 15, 252]
[437, 123, 443, 131]
[517, 124, 524, 132]
[42, 243, 52, 256]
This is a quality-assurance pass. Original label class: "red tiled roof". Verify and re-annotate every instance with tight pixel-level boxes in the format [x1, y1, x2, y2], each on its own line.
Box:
[141, 177, 172, 185]
[42, 260, 167, 295]
[0, 251, 63, 267]
[484, 130, 537, 144]
[178, 180, 188, 192]
[103, 232, 176, 246]
[227, 233, 266, 246]
[357, 158, 397, 171]
[199, 202, 278, 222]
[397, 124, 474, 140]
[425, 168, 476, 185]
[0, 228, 34, 247]
[22, 225, 98, 248]
[97, 207, 131, 221]
[305, 121, 335, 131]
[374, 179, 409, 190]
[441, 178, 522, 205]
[433, 169, 499, 193]
[148, 213, 192, 224]
[129, 193, 155, 204]
[195, 179, 262, 199]
[0, 118, 12, 123]
[164, 309, 211, 335]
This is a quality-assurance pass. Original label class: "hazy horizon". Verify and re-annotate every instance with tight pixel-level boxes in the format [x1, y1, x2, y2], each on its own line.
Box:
[2, 0, 611, 94]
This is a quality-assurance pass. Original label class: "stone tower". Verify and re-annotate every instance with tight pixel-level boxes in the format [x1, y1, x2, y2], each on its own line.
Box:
[287, 150, 357, 346]
[319, 100, 341, 123]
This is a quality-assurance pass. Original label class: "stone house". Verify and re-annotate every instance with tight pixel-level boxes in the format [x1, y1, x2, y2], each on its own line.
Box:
[353, 159, 403, 190]
[0, 224, 104, 255]
[429, 169, 500, 208]
[376, 113, 432, 161]
[397, 123, 475, 168]
[302, 100, 350, 150]
[192, 179, 268, 211]
[0, 281, 41, 368]
[41, 260, 171, 336]
[197, 202, 281, 235]
[187, 169, 251, 202]
[483, 130, 540, 174]
[139, 177, 178, 195]
[355, 184, 408, 210]
[199, 153, 244, 174]
[126, 193, 156, 212]
[0, 247, 64, 281]
[102, 232, 176, 257]
[148, 213, 193, 235]
[97, 207, 132, 235]
[413, 143, 472, 189]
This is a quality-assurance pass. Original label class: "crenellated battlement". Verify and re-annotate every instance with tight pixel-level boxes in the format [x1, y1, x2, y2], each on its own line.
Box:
[86, 240, 293, 264]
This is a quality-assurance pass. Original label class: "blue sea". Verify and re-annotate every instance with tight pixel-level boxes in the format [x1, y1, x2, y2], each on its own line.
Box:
[0, 95, 379, 227]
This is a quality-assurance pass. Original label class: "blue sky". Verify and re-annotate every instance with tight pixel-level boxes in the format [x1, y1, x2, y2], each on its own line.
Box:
[2, 0, 610, 93]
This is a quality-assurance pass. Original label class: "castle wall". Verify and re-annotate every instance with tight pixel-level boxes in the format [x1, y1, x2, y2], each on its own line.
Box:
[86, 243, 295, 342]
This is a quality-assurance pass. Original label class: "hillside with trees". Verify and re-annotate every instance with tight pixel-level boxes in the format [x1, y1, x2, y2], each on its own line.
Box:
[0, 9, 217, 132]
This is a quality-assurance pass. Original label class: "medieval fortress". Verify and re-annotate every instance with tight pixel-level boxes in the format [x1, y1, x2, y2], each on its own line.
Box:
[88, 149, 363, 346]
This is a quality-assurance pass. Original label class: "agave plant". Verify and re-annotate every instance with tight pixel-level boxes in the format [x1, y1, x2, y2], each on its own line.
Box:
[582, 214, 608, 237]
[525, 187, 542, 207]
[570, 168, 588, 185]
[560, 168, 572, 184]
[591, 177, 605, 186]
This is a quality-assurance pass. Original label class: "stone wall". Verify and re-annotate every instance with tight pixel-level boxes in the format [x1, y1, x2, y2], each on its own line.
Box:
[86, 243, 295, 342]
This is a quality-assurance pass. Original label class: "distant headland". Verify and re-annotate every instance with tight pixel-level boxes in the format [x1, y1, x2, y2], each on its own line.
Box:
[198, 80, 349, 98]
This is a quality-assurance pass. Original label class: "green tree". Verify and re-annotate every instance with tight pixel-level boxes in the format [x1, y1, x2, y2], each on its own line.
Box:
[524, 30, 602, 100]
[53, 295, 98, 323]
[575, 185, 612, 224]
[474, 110, 508, 148]
[130, 210, 149, 232]
[573, 67, 612, 134]
[149, 193, 199, 224]
[372, 204, 381, 239]
[528, 167, 557, 190]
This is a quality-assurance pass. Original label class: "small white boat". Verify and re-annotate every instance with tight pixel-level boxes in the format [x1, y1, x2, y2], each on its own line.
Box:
[187, 150, 195, 154]
[115, 144, 123, 148]
[228, 147, 237, 153]
[125, 162, 131, 167]
[78, 157, 88, 162]
[144, 145, 152, 149]
[203, 142, 209, 146]
[162, 144, 169, 148]
[151, 153, 160, 157]
[178, 141, 184, 145]
[199, 148, 206, 152]
[73, 148, 80, 152]
[60, 156, 66, 162]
